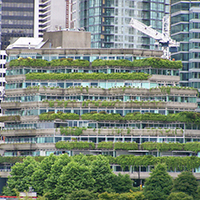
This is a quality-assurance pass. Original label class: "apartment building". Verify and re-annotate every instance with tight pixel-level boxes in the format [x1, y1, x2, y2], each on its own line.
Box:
[0, 53, 199, 156]
[171, 0, 200, 89]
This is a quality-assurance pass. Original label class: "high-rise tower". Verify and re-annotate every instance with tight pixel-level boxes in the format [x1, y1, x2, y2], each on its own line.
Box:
[68, 0, 170, 49]
[171, 0, 200, 89]
[1, 0, 66, 50]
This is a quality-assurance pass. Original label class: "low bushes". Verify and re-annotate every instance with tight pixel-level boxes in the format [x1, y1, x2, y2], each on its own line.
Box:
[9, 57, 182, 69]
[60, 126, 86, 136]
[25, 72, 150, 80]
[0, 115, 20, 122]
[39, 111, 200, 125]
[55, 141, 95, 150]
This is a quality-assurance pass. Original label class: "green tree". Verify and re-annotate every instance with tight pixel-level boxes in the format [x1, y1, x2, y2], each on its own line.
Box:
[112, 173, 134, 193]
[168, 192, 193, 200]
[172, 171, 198, 199]
[98, 191, 144, 200]
[91, 155, 115, 193]
[30, 153, 58, 196]
[44, 154, 71, 200]
[3, 157, 39, 196]
[66, 189, 97, 200]
[143, 163, 173, 200]
[54, 161, 95, 200]
[98, 192, 119, 200]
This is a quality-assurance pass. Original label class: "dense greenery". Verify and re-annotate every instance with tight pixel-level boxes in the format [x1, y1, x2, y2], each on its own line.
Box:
[9, 58, 90, 67]
[55, 141, 95, 150]
[2, 154, 200, 171]
[26, 72, 150, 80]
[9, 57, 182, 69]
[143, 163, 173, 200]
[168, 192, 193, 200]
[39, 112, 79, 121]
[172, 171, 198, 199]
[3, 155, 200, 199]
[141, 142, 200, 153]
[55, 141, 200, 154]
[39, 111, 200, 125]
[0, 115, 20, 122]
[92, 58, 182, 69]
[60, 126, 86, 136]
[3, 154, 135, 200]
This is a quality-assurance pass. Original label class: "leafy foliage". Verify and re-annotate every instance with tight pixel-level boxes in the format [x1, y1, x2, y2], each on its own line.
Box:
[0, 115, 20, 122]
[143, 163, 173, 200]
[54, 161, 95, 200]
[66, 189, 97, 200]
[167, 192, 193, 200]
[172, 171, 198, 199]
[3, 155, 134, 199]
[55, 141, 95, 150]
[9, 57, 182, 69]
[39, 111, 200, 125]
[26, 72, 150, 81]
[60, 126, 86, 136]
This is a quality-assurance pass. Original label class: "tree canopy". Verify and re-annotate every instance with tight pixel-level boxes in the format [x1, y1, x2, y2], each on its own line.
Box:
[3, 154, 134, 200]
[172, 171, 198, 199]
[143, 163, 173, 200]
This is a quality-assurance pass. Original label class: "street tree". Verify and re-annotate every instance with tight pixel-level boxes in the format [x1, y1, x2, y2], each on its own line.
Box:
[54, 161, 95, 200]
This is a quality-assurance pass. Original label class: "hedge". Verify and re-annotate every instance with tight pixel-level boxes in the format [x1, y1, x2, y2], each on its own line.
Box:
[39, 111, 200, 125]
[0, 115, 20, 122]
[25, 72, 150, 80]
[9, 57, 182, 69]
[92, 58, 182, 69]
[55, 141, 95, 150]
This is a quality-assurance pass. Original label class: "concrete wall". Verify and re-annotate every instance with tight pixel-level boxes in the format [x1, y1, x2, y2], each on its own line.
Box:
[42, 31, 91, 48]
[50, 0, 66, 31]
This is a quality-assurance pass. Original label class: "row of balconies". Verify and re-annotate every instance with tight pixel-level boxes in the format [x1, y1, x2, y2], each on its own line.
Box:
[4, 87, 197, 96]
[6, 74, 179, 83]
[1, 128, 200, 137]
[1, 101, 197, 110]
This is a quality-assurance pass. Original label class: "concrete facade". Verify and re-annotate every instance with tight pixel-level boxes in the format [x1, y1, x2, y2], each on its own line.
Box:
[42, 30, 91, 48]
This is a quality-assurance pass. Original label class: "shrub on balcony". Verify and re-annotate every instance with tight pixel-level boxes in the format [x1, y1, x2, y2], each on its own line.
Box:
[97, 142, 113, 149]
[9, 57, 182, 69]
[92, 58, 182, 69]
[114, 142, 138, 150]
[39, 112, 79, 121]
[38, 111, 200, 124]
[55, 141, 95, 150]
[9, 58, 49, 67]
[0, 115, 20, 122]
[60, 126, 86, 136]
[25, 72, 150, 80]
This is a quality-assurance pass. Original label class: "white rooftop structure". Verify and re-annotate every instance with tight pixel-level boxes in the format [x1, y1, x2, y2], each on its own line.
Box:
[6, 38, 45, 50]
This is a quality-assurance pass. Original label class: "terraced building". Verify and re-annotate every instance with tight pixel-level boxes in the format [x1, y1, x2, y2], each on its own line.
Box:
[0, 58, 199, 157]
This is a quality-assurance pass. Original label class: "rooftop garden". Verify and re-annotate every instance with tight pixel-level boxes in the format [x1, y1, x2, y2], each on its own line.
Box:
[25, 72, 150, 80]
[9, 57, 182, 69]
[39, 111, 200, 124]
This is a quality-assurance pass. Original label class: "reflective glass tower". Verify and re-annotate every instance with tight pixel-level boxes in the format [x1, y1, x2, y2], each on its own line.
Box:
[70, 0, 170, 49]
[1, 0, 34, 50]
[171, 0, 200, 89]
